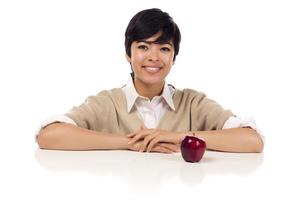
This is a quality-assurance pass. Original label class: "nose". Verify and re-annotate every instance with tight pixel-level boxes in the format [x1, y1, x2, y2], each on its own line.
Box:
[147, 47, 159, 62]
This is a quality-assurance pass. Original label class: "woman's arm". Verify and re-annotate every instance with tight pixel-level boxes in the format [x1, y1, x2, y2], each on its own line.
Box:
[37, 123, 129, 150]
[37, 122, 179, 153]
[191, 127, 264, 153]
[127, 127, 264, 153]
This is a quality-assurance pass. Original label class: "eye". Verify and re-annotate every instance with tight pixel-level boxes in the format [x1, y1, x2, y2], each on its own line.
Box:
[137, 45, 148, 50]
[161, 47, 171, 52]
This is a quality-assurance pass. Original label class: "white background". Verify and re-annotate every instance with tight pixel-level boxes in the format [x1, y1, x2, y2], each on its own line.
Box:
[0, 0, 299, 199]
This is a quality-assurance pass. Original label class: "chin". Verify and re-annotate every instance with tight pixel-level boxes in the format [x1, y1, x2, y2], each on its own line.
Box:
[141, 77, 164, 86]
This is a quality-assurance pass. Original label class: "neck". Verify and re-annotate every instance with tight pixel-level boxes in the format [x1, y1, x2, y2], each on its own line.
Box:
[133, 77, 164, 100]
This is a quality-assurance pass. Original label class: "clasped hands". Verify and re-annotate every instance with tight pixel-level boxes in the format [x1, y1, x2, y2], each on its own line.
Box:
[126, 125, 184, 154]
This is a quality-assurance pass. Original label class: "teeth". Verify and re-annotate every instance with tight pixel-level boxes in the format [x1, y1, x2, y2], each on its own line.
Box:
[144, 67, 161, 73]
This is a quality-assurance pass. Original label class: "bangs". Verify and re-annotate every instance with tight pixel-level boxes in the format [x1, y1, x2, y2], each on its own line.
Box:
[154, 29, 174, 45]
[135, 30, 173, 45]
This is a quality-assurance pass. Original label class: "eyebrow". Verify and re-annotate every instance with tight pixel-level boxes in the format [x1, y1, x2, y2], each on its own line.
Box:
[136, 40, 173, 47]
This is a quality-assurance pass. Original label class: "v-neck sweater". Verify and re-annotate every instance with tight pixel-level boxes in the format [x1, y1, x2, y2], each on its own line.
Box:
[65, 87, 233, 135]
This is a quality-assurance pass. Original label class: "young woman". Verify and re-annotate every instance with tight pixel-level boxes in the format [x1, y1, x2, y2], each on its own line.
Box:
[36, 8, 264, 153]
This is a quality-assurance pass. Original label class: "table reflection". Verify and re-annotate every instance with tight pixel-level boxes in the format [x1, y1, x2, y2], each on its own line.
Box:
[35, 149, 264, 192]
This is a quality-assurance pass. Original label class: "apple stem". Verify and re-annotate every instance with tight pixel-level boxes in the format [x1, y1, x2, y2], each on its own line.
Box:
[193, 132, 195, 137]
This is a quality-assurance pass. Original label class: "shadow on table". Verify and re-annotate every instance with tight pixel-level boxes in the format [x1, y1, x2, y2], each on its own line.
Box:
[35, 149, 264, 192]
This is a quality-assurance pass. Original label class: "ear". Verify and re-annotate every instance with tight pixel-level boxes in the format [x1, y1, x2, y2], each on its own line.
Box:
[171, 59, 175, 65]
[126, 54, 131, 63]
[171, 57, 175, 66]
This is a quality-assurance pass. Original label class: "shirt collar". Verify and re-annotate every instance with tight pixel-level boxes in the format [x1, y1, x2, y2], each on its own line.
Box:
[123, 73, 175, 113]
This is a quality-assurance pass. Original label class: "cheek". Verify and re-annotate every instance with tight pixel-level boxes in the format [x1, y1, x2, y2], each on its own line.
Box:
[163, 53, 174, 65]
[131, 51, 146, 65]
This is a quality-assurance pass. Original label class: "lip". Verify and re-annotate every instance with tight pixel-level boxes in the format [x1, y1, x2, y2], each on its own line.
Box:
[142, 66, 163, 69]
[142, 66, 162, 73]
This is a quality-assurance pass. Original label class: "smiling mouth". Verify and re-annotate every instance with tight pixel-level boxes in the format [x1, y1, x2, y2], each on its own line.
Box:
[142, 66, 162, 73]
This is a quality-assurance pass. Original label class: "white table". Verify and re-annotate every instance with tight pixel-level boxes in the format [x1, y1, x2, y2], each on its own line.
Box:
[24, 140, 297, 200]
[0, 122, 299, 200]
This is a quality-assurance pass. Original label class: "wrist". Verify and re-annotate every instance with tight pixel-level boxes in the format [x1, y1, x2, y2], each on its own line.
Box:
[110, 134, 131, 150]
[179, 131, 202, 140]
[177, 132, 188, 144]
[122, 135, 131, 150]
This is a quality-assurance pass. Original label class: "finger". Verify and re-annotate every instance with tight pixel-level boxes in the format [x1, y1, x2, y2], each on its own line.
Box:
[152, 146, 173, 154]
[146, 131, 171, 152]
[160, 146, 173, 154]
[139, 134, 154, 152]
[128, 130, 152, 144]
[140, 131, 159, 152]
[160, 143, 180, 152]
[127, 126, 147, 138]
[126, 133, 136, 137]
[128, 135, 142, 144]
[132, 128, 157, 150]
[146, 137, 160, 152]
[157, 143, 174, 152]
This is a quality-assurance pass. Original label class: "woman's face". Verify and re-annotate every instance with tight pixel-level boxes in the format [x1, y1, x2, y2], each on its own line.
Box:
[126, 32, 175, 87]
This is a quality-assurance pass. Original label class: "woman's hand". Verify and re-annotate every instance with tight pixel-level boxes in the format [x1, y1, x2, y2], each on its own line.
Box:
[127, 138, 179, 153]
[127, 126, 184, 153]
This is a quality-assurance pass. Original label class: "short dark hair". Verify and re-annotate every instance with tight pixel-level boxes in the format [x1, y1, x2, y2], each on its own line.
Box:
[125, 8, 181, 61]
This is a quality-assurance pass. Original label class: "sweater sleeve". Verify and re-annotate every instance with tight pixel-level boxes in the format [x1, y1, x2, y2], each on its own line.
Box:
[65, 92, 116, 131]
[190, 90, 234, 131]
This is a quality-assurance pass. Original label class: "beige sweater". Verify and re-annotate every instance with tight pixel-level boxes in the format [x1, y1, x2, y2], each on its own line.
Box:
[65, 88, 233, 135]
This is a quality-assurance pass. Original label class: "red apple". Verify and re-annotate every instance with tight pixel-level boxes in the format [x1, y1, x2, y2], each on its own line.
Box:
[180, 133, 206, 163]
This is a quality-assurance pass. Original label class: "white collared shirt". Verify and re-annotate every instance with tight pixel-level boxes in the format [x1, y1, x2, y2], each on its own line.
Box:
[122, 74, 175, 128]
[37, 74, 264, 143]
